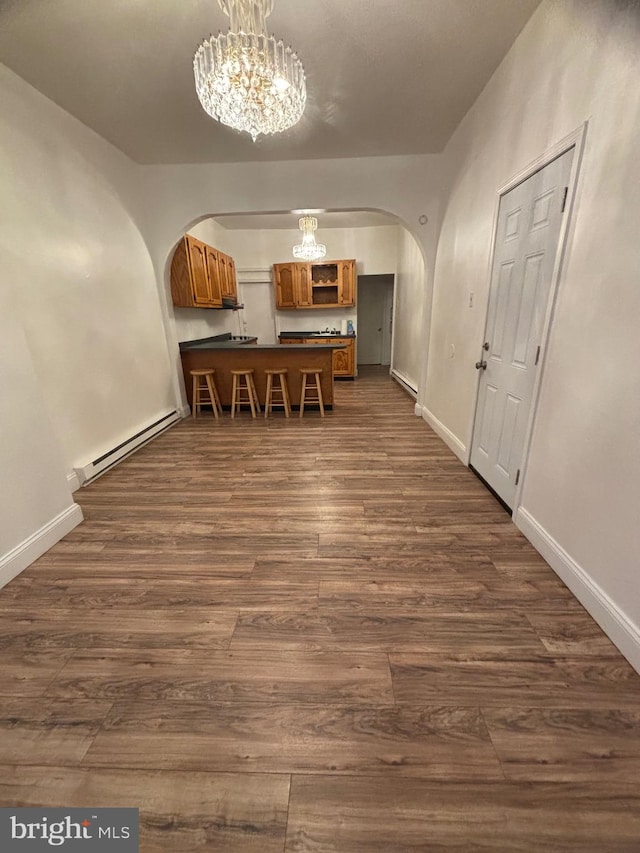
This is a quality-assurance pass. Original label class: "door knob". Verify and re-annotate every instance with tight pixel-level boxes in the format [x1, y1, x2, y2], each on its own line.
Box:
[475, 360, 487, 370]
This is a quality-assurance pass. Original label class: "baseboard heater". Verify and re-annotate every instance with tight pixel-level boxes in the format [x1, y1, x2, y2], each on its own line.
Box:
[390, 369, 418, 399]
[74, 410, 181, 487]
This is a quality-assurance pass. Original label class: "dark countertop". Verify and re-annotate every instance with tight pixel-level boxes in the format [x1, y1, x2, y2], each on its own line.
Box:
[279, 331, 356, 339]
[185, 343, 345, 350]
[180, 333, 344, 351]
[179, 333, 257, 350]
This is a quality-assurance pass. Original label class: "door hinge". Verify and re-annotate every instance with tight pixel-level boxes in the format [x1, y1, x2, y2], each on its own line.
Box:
[561, 186, 568, 212]
[515, 469, 520, 486]
[535, 345, 541, 366]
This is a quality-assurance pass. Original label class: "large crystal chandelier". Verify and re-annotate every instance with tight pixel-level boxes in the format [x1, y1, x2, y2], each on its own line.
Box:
[194, 0, 306, 141]
[293, 216, 326, 261]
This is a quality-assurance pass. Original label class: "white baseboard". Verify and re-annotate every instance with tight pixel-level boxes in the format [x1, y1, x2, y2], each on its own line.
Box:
[66, 471, 80, 493]
[0, 503, 84, 590]
[178, 405, 191, 418]
[419, 405, 467, 463]
[515, 506, 640, 676]
[390, 369, 417, 399]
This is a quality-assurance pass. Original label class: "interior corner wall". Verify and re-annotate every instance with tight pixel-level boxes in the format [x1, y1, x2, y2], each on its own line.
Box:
[0, 63, 175, 478]
[393, 227, 428, 392]
[425, 0, 640, 667]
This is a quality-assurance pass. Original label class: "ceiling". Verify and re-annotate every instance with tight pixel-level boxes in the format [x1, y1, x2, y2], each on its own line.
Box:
[0, 0, 541, 165]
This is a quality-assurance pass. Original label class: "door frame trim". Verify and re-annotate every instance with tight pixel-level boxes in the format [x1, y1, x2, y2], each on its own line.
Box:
[467, 122, 588, 513]
[357, 274, 395, 367]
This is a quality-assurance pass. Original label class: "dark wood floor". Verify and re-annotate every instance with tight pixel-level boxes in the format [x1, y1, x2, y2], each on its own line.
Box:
[2, 366, 640, 851]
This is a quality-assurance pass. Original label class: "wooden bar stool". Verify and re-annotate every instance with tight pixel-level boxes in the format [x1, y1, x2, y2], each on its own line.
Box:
[230, 369, 261, 418]
[299, 368, 325, 418]
[264, 368, 291, 418]
[190, 368, 221, 419]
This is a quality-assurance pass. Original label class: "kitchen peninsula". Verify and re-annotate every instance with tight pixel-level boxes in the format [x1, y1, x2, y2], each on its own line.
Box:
[179, 333, 345, 410]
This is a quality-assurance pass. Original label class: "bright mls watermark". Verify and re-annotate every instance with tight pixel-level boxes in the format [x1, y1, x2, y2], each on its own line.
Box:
[0, 809, 138, 851]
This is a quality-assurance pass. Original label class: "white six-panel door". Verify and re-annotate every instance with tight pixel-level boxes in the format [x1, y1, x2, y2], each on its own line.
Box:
[470, 148, 574, 509]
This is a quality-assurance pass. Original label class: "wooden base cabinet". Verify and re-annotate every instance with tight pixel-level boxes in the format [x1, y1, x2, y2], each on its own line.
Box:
[332, 337, 355, 377]
[279, 336, 356, 378]
[273, 260, 356, 309]
[171, 235, 237, 309]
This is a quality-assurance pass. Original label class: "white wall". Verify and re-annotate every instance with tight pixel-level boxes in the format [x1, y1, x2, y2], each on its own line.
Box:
[0, 288, 82, 587]
[224, 224, 401, 275]
[424, 0, 640, 667]
[0, 64, 175, 476]
[393, 228, 428, 392]
[189, 218, 233, 253]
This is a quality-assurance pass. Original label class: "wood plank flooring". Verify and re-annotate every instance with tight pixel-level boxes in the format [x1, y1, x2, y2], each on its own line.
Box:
[2, 366, 640, 852]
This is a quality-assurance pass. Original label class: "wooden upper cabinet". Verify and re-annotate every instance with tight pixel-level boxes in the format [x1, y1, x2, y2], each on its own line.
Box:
[217, 253, 228, 297]
[227, 257, 238, 301]
[187, 238, 211, 304]
[273, 259, 356, 309]
[338, 260, 356, 306]
[216, 252, 238, 302]
[273, 263, 298, 308]
[205, 245, 223, 307]
[297, 263, 313, 306]
[171, 235, 211, 307]
[170, 235, 237, 309]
